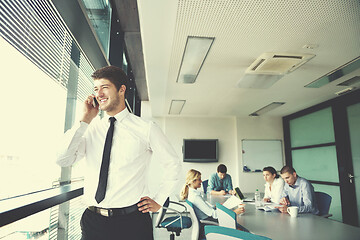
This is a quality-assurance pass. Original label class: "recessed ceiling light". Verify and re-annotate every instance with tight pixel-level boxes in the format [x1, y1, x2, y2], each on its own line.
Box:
[176, 36, 215, 84]
[168, 100, 186, 115]
[249, 102, 285, 116]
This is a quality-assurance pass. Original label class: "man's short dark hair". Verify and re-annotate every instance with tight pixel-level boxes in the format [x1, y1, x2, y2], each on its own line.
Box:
[91, 65, 128, 92]
[217, 164, 227, 173]
[280, 166, 296, 175]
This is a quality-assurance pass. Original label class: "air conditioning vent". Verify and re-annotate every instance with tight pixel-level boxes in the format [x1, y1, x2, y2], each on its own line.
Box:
[246, 52, 315, 75]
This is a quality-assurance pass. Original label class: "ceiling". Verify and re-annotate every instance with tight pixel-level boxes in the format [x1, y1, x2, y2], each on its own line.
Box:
[130, 0, 360, 118]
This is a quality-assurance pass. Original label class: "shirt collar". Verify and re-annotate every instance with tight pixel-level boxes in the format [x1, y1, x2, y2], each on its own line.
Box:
[189, 187, 201, 196]
[104, 108, 129, 122]
[290, 177, 300, 188]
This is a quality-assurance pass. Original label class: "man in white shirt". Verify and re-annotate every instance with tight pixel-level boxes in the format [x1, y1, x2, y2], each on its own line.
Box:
[57, 66, 180, 240]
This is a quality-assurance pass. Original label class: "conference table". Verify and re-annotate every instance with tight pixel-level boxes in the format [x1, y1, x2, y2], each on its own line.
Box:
[206, 194, 360, 240]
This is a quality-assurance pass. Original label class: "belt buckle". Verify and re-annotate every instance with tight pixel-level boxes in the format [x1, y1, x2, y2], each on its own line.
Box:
[99, 208, 112, 217]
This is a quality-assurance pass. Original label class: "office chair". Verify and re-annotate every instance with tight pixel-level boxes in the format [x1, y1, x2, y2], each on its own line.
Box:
[185, 199, 218, 240]
[216, 202, 237, 229]
[205, 225, 272, 240]
[202, 179, 209, 194]
[315, 191, 332, 218]
[155, 197, 192, 240]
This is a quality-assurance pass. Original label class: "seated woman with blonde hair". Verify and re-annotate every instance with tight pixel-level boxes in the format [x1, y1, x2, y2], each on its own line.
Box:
[180, 169, 246, 228]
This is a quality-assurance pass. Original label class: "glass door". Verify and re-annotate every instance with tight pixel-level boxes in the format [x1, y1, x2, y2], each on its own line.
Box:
[346, 102, 360, 225]
[283, 90, 360, 226]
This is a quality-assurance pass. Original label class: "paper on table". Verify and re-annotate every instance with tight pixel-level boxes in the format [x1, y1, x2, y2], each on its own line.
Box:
[222, 195, 243, 209]
[257, 203, 282, 212]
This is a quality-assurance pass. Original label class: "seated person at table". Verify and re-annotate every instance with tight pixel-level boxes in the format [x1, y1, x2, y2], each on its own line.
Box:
[209, 164, 235, 195]
[275, 166, 319, 214]
[262, 166, 284, 204]
[180, 169, 245, 222]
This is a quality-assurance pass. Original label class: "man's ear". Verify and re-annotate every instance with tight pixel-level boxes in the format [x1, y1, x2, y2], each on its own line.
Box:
[293, 172, 297, 178]
[119, 85, 126, 93]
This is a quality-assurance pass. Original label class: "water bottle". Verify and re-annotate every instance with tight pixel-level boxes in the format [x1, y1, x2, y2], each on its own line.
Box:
[255, 189, 261, 207]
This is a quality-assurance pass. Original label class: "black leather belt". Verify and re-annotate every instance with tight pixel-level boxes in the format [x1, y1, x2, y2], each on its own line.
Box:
[88, 203, 138, 217]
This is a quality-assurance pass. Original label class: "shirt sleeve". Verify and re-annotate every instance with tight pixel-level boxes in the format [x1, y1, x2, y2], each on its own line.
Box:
[208, 174, 216, 191]
[298, 181, 317, 214]
[193, 194, 217, 219]
[148, 122, 181, 206]
[271, 178, 285, 204]
[225, 175, 233, 191]
[264, 183, 270, 199]
[56, 121, 88, 167]
[280, 184, 288, 200]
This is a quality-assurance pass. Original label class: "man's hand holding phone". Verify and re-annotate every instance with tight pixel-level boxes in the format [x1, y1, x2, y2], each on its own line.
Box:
[81, 95, 99, 124]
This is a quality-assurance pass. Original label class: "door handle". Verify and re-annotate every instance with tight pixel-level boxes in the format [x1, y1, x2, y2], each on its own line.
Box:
[348, 173, 354, 184]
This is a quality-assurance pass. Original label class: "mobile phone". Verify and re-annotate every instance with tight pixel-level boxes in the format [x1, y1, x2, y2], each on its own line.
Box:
[92, 97, 99, 107]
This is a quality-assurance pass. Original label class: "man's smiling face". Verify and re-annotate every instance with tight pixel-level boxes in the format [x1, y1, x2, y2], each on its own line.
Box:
[94, 78, 124, 115]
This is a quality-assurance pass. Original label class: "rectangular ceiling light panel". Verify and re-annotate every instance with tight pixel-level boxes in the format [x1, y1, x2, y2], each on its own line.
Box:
[176, 36, 215, 84]
[305, 56, 360, 88]
[249, 102, 285, 116]
[169, 100, 186, 115]
[337, 76, 360, 87]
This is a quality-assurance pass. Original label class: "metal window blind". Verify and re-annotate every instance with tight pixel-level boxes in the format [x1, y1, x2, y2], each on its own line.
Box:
[0, 0, 95, 101]
[0, 1, 95, 238]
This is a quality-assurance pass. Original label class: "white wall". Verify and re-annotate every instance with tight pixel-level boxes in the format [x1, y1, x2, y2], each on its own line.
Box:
[235, 116, 284, 193]
[142, 101, 284, 198]
[163, 116, 239, 196]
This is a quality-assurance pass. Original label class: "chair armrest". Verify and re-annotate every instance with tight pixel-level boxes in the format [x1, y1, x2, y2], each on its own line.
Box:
[162, 206, 188, 229]
[163, 206, 183, 215]
[169, 201, 188, 212]
[200, 220, 219, 226]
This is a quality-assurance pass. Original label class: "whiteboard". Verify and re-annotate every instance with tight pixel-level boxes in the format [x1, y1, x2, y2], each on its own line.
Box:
[241, 139, 283, 172]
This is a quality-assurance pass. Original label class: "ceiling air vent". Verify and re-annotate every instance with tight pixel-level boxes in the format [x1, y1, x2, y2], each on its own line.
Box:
[246, 53, 315, 75]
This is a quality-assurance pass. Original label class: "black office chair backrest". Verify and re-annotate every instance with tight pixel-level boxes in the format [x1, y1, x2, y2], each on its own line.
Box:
[202, 180, 209, 194]
[315, 191, 332, 216]
[155, 197, 170, 227]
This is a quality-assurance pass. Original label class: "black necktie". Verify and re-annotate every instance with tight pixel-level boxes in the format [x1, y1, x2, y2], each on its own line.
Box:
[95, 117, 116, 203]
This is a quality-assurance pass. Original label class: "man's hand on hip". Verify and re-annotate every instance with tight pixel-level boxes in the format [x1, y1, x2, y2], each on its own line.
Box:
[138, 196, 161, 213]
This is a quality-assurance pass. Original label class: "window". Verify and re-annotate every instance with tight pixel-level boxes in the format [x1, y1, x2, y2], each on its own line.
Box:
[0, 0, 94, 199]
[80, 0, 112, 58]
[0, 37, 64, 199]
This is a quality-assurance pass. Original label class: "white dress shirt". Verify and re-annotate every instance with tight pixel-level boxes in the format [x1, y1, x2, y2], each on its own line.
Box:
[56, 108, 180, 209]
[263, 177, 285, 204]
[188, 187, 217, 220]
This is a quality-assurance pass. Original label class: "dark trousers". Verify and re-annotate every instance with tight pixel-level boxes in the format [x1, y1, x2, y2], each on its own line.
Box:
[80, 208, 153, 240]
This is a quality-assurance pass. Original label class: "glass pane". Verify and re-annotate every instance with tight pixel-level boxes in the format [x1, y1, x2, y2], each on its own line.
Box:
[0, 196, 85, 239]
[313, 184, 342, 222]
[347, 102, 360, 226]
[0, 37, 64, 199]
[48, 196, 85, 240]
[122, 52, 128, 73]
[80, 0, 112, 58]
[0, 208, 51, 239]
[292, 146, 339, 183]
[290, 107, 335, 147]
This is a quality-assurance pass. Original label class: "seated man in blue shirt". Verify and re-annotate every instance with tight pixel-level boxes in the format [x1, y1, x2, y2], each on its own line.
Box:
[209, 164, 235, 195]
[276, 166, 319, 214]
